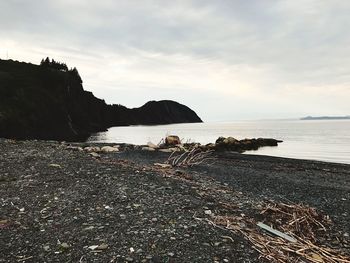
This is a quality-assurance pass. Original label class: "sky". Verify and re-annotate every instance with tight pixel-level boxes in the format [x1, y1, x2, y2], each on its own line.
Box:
[1, 0, 350, 121]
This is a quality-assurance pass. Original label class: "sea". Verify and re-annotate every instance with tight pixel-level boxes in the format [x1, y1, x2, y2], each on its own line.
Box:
[87, 119, 350, 164]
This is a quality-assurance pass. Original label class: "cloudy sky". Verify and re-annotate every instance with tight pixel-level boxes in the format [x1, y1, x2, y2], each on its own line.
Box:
[1, 0, 349, 121]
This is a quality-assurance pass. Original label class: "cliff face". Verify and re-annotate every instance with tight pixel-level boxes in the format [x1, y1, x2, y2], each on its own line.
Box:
[0, 59, 202, 141]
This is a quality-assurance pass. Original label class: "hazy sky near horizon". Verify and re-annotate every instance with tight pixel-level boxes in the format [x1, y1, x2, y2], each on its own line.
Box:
[1, 0, 350, 121]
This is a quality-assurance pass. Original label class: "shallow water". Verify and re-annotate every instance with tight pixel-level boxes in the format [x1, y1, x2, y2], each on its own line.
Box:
[88, 119, 350, 164]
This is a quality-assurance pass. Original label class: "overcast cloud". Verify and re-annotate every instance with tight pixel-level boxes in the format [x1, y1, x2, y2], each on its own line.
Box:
[1, 0, 349, 121]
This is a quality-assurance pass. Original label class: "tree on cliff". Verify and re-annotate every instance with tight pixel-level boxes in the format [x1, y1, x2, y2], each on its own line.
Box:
[69, 67, 83, 84]
[40, 57, 68, 71]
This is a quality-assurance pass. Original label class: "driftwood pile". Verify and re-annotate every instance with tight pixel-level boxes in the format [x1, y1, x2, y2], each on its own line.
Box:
[211, 202, 350, 263]
[165, 148, 215, 167]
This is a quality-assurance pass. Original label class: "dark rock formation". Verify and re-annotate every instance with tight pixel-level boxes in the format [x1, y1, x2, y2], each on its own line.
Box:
[0, 59, 202, 141]
[213, 136, 282, 152]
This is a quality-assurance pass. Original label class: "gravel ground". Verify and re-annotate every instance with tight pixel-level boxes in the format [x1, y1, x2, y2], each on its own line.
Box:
[1, 139, 349, 262]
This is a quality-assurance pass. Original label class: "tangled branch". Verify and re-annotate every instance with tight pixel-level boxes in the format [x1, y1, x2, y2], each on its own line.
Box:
[166, 148, 215, 167]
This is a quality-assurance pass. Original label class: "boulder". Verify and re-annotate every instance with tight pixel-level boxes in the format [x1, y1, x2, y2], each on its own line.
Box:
[223, 137, 238, 145]
[214, 136, 282, 152]
[101, 146, 119, 153]
[84, 146, 101, 152]
[165, 135, 181, 146]
[215, 137, 226, 144]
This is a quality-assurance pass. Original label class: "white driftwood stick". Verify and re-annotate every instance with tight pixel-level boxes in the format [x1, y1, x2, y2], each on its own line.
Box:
[257, 222, 297, 243]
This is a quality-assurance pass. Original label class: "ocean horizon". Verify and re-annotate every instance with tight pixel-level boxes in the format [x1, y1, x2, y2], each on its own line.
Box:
[88, 119, 350, 165]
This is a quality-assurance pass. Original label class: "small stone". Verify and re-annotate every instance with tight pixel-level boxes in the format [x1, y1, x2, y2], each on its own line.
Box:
[89, 152, 100, 158]
[146, 255, 153, 259]
[151, 218, 158, 222]
[136, 249, 143, 254]
[97, 243, 108, 250]
[125, 257, 133, 262]
[60, 242, 70, 249]
[204, 210, 212, 215]
[223, 259, 229, 262]
[167, 252, 175, 257]
[88, 245, 99, 250]
[43, 245, 50, 251]
[170, 237, 176, 240]
[344, 233, 349, 237]
[120, 214, 126, 220]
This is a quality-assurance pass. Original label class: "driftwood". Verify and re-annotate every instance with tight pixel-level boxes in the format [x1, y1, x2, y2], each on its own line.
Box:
[166, 148, 215, 167]
[205, 202, 350, 263]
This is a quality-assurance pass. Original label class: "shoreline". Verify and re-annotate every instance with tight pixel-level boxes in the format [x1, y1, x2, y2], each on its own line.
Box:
[1, 139, 349, 262]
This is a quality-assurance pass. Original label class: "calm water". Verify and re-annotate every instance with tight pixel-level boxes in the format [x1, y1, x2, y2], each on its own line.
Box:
[88, 120, 350, 164]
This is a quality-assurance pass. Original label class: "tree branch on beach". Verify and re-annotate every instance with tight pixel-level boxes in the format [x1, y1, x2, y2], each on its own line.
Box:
[166, 148, 215, 167]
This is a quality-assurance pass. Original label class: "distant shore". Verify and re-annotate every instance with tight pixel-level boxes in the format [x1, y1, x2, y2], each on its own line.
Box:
[1, 139, 349, 262]
[301, 115, 350, 120]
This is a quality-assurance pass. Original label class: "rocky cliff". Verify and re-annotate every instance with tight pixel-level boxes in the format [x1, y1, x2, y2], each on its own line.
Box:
[0, 59, 202, 141]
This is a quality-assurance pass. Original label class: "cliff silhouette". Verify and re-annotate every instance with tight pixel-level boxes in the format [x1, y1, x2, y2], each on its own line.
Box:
[0, 59, 202, 141]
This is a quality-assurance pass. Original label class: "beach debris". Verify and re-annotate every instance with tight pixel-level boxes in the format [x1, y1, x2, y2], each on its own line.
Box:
[166, 148, 215, 167]
[244, 229, 350, 263]
[147, 142, 159, 149]
[16, 256, 33, 262]
[256, 222, 297, 242]
[259, 202, 332, 242]
[159, 148, 179, 153]
[154, 163, 172, 169]
[141, 147, 156, 151]
[48, 164, 61, 168]
[208, 201, 350, 263]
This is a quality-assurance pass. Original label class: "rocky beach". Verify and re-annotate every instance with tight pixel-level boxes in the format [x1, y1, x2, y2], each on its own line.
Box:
[1, 139, 349, 262]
